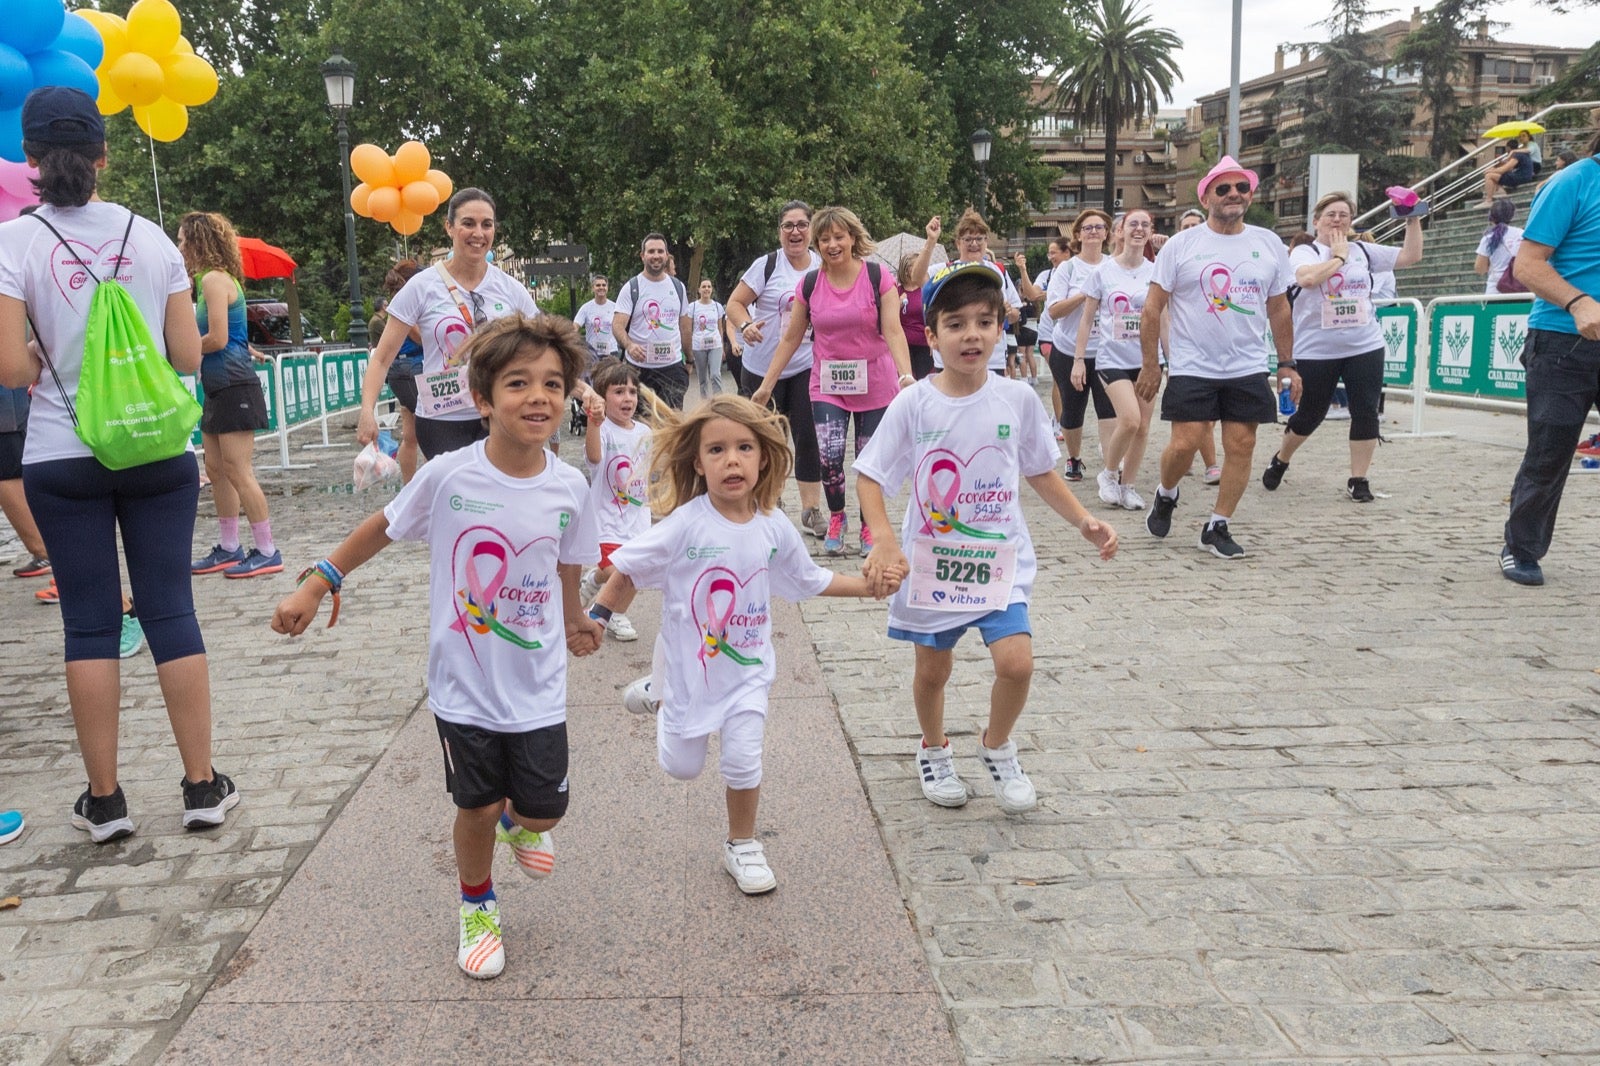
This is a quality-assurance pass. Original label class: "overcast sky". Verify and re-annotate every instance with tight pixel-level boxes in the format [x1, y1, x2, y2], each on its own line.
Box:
[1144, 0, 1593, 109]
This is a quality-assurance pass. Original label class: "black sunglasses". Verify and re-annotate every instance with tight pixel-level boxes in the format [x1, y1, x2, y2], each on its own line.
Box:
[1210, 181, 1252, 197]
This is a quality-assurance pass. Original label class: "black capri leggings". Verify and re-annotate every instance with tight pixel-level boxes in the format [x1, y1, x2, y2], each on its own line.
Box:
[24, 453, 206, 664]
[739, 366, 820, 483]
[1048, 348, 1115, 430]
[1285, 348, 1384, 442]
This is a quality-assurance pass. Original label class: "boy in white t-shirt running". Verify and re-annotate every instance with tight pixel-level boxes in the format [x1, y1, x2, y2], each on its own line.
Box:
[856, 262, 1117, 815]
[587, 395, 898, 894]
[272, 314, 603, 981]
[580, 358, 652, 641]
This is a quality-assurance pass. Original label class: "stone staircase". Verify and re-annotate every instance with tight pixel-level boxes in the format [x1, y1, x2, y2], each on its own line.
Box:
[1393, 185, 1538, 305]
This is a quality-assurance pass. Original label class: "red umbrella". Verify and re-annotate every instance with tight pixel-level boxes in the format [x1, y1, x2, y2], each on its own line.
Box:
[236, 236, 298, 280]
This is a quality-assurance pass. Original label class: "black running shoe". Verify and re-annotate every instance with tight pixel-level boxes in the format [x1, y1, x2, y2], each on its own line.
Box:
[1063, 457, 1085, 482]
[12, 556, 50, 578]
[1146, 488, 1178, 538]
[1347, 477, 1374, 503]
[181, 770, 240, 830]
[1261, 455, 1289, 491]
[71, 785, 135, 844]
[1198, 520, 1245, 559]
[1499, 545, 1544, 586]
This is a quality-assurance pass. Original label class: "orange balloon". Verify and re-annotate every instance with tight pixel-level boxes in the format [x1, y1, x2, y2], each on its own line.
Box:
[349, 144, 396, 188]
[350, 183, 373, 217]
[400, 180, 440, 216]
[365, 186, 401, 224]
[424, 169, 453, 203]
[393, 141, 430, 185]
[391, 210, 424, 236]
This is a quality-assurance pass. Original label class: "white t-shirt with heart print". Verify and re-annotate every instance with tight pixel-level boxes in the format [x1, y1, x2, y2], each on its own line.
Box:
[384, 440, 599, 731]
[0, 202, 191, 464]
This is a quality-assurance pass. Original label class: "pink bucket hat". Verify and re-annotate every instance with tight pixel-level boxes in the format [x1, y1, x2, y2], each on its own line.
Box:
[1197, 155, 1259, 200]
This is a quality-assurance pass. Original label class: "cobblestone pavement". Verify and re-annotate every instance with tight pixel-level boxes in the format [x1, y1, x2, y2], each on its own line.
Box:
[801, 398, 1600, 1063]
[3, 396, 1600, 1064]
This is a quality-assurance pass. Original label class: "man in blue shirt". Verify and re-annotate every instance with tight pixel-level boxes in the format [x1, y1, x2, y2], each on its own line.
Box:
[1501, 133, 1600, 586]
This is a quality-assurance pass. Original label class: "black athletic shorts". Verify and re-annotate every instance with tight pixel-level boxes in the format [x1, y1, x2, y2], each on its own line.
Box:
[200, 380, 269, 435]
[1160, 373, 1276, 424]
[435, 716, 570, 819]
[1097, 366, 1150, 388]
[385, 369, 419, 414]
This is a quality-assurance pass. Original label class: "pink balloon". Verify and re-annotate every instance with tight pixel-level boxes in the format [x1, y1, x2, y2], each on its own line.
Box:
[0, 187, 39, 223]
[0, 158, 36, 200]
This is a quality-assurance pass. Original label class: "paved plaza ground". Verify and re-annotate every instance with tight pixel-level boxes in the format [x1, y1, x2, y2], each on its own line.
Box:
[1, 392, 1598, 1064]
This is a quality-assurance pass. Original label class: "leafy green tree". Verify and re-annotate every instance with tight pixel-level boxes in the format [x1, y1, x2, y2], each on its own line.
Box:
[904, 0, 1083, 233]
[1050, 0, 1181, 214]
[1269, 0, 1425, 209]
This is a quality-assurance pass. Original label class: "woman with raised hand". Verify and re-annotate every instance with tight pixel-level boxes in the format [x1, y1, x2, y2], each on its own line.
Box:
[0, 87, 237, 843]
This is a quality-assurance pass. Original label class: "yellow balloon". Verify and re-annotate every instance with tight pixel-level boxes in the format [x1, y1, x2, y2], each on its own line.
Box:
[126, 0, 181, 57]
[366, 186, 401, 224]
[107, 52, 166, 108]
[350, 143, 396, 188]
[95, 81, 128, 117]
[400, 180, 440, 216]
[392, 141, 430, 185]
[350, 183, 373, 217]
[175, 35, 194, 54]
[133, 99, 188, 142]
[163, 53, 218, 107]
[391, 209, 424, 236]
[77, 10, 129, 66]
[425, 169, 453, 204]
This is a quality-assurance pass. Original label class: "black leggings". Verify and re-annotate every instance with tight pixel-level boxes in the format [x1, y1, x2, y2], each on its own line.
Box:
[740, 366, 820, 483]
[1286, 348, 1383, 442]
[24, 453, 206, 664]
[813, 401, 886, 514]
[1049, 348, 1115, 430]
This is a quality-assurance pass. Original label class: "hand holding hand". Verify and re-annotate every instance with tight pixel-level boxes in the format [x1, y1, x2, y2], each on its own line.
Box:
[567, 617, 604, 656]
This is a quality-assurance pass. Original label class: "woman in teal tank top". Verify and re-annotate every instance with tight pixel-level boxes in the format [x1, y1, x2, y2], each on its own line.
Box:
[178, 212, 280, 579]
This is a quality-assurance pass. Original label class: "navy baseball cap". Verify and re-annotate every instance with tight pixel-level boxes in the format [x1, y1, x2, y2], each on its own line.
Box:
[21, 87, 105, 147]
[921, 259, 1002, 326]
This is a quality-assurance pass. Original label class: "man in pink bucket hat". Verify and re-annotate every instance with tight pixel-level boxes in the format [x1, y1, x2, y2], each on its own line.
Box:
[1133, 156, 1299, 559]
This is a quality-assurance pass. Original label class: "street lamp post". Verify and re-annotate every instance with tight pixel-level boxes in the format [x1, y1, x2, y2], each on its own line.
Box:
[321, 49, 368, 350]
[969, 127, 993, 219]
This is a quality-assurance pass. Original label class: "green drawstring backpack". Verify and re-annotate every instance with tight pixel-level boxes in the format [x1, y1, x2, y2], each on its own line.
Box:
[30, 210, 201, 470]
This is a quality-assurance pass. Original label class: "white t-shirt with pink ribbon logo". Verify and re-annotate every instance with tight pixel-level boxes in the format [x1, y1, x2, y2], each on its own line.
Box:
[387, 264, 539, 422]
[584, 418, 652, 545]
[609, 495, 832, 738]
[1288, 241, 1401, 360]
[0, 202, 190, 464]
[853, 376, 1060, 635]
[1152, 224, 1292, 378]
[384, 441, 599, 732]
[1079, 257, 1156, 371]
[575, 298, 618, 357]
[737, 250, 821, 378]
[690, 299, 725, 352]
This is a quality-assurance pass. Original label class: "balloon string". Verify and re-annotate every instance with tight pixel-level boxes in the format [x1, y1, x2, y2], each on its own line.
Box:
[148, 135, 164, 231]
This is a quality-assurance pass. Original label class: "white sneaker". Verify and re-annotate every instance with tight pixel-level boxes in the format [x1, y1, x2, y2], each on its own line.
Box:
[606, 612, 639, 642]
[723, 839, 777, 894]
[1119, 484, 1146, 511]
[980, 736, 1037, 814]
[1202, 464, 1222, 486]
[496, 820, 555, 878]
[623, 676, 658, 715]
[1096, 468, 1122, 506]
[579, 568, 600, 604]
[916, 741, 969, 807]
[457, 900, 505, 979]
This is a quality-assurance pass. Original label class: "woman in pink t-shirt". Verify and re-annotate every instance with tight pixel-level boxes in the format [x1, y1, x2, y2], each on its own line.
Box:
[752, 206, 913, 557]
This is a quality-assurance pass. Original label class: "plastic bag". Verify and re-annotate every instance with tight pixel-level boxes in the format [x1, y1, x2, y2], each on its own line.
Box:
[352, 441, 401, 490]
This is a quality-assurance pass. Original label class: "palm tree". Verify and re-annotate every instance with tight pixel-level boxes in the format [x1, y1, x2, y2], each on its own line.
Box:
[1051, 0, 1181, 213]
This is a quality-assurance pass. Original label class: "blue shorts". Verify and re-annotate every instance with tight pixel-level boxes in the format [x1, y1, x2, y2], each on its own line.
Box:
[888, 602, 1031, 651]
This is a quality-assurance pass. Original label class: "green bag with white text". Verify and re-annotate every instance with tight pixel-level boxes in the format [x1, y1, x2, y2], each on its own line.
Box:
[33, 211, 200, 470]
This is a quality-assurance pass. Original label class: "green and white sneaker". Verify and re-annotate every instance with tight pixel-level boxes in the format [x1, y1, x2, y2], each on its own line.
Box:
[119, 611, 145, 659]
[496, 820, 555, 878]
[457, 900, 505, 979]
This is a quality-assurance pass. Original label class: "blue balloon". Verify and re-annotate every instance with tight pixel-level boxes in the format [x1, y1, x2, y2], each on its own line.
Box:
[0, 44, 31, 111]
[54, 14, 103, 71]
[0, 0, 66, 57]
[28, 50, 97, 99]
[0, 107, 22, 165]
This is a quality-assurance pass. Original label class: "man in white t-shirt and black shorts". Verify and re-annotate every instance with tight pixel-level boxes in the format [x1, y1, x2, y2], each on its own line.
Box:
[1136, 156, 1299, 559]
[613, 234, 692, 410]
[574, 275, 618, 371]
